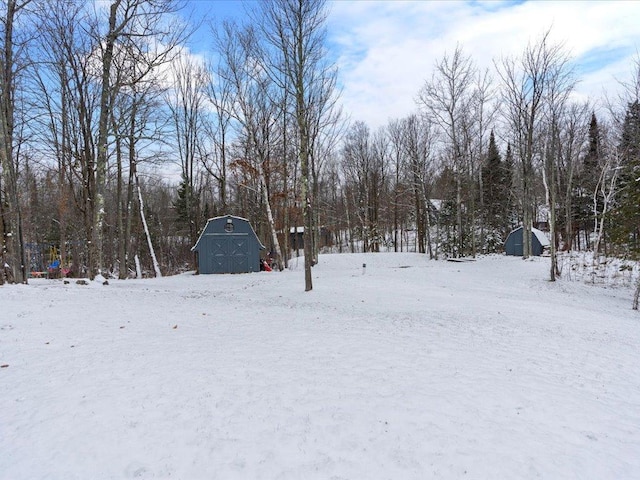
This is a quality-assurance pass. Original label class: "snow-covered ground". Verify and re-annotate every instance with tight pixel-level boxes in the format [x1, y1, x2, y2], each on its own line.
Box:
[1, 253, 639, 479]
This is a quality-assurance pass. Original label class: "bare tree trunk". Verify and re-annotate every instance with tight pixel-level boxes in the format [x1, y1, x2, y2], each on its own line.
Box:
[300, 137, 314, 290]
[421, 183, 434, 259]
[136, 175, 161, 278]
[260, 0, 338, 290]
[118, 102, 137, 279]
[0, 175, 5, 285]
[115, 112, 126, 279]
[417, 47, 476, 258]
[496, 30, 568, 260]
[456, 174, 463, 256]
[94, 0, 185, 277]
[282, 125, 290, 268]
[0, 0, 28, 284]
[543, 142, 557, 281]
[93, 1, 121, 278]
[592, 149, 620, 267]
[549, 158, 558, 280]
[258, 165, 284, 271]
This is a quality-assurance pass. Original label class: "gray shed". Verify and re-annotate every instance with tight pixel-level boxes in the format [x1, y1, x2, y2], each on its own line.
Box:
[504, 226, 550, 256]
[191, 215, 265, 274]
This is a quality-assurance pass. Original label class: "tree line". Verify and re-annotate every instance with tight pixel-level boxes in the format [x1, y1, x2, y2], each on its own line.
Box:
[1, 0, 639, 290]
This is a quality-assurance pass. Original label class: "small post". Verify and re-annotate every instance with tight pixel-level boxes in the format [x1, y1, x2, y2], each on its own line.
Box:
[362, 263, 366, 275]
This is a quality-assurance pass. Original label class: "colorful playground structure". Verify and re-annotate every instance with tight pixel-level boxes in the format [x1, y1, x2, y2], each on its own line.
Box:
[26, 244, 72, 279]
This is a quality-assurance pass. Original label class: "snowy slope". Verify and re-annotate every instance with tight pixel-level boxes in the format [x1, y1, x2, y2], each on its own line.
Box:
[1, 253, 639, 479]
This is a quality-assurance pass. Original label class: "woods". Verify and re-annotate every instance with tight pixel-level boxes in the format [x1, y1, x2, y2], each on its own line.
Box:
[1, 1, 639, 290]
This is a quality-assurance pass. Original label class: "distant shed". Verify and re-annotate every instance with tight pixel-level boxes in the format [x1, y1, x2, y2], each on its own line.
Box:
[191, 215, 265, 274]
[504, 226, 550, 256]
[290, 226, 304, 253]
[289, 225, 334, 255]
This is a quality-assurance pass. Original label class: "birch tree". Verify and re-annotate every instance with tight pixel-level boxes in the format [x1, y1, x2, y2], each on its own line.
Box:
[560, 103, 590, 251]
[259, 0, 338, 291]
[496, 29, 564, 259]
[541, 43, 574, 281]
[400, 114, 435, 257]
[92, 0, 183, 278]
[418, 46, 476, 257]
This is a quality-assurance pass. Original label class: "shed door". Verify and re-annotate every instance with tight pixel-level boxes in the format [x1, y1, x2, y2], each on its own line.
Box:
[210, 234, 249, 273]
[506, 230, 523, 256]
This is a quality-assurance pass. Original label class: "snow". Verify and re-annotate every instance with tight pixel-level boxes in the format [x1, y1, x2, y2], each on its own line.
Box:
[531, 227, 550, 247]
[1, 253, 639, 479]
[532, 227, 550, 247]
[506, 226, 550, 248]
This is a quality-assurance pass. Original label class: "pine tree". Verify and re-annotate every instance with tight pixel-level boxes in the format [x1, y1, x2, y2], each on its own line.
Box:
[482, 131, 512, 251]
[574, 113, 602, 248]
[482, 131, 502, 250]
[503, 143, 517, 233]
[611, 100, 640, 257]
[173, 174, 199, 243]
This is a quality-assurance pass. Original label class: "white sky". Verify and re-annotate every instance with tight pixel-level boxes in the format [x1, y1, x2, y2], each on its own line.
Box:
[182, 0, 640, 129]
[324, 0, 640, 128]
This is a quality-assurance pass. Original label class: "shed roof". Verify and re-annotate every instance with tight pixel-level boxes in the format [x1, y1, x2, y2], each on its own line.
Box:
[191, 215, 265, 252]
[531, 227, 550, 247]
[506, 226, 550, 246]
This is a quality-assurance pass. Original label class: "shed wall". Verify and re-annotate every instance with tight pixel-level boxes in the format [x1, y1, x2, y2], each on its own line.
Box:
[504, 227, 545, 256]
[193, 216, 264, 273]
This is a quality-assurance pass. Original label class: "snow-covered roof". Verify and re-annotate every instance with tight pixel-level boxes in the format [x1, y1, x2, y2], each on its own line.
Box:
[506, 226, 550, 247]
[532, 227, 550, 247]
[290, 226, 304, 234]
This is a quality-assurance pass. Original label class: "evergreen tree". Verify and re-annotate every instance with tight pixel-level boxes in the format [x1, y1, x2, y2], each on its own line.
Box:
[482, 131, 502, 250]
[503, 143, 517, 232]
[574, 112, 602, 247]
[482, 131, 513, 251]
[433, 165, 459, 256]
[173, 174, 200, 243]
[611, 100, 640, 256]
[584, 113, 602, 189]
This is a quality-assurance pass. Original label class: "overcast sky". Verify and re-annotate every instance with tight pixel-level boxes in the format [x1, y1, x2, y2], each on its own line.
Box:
[185, 0, 640, 129]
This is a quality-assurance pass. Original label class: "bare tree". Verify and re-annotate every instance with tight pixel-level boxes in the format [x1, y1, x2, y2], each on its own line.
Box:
[467, 68, 498, 255]
[341, 121, 373, 252]
[112, 79, 167, 278]
[0, 0, 33, 284]
[32, 0, 104, 279]
[213, 21, 285, 271]
[166, 54, 208, 257]
[92, 0, 185, 278]
[32, 0, 89, 278]
[387, 119, 406, 253]
[399, 114, 435, 257]
[558, 102, 590, 251]
[418, 45, 476, 257]
[204, 46, 236, 214]
[259, 0, 338, 291]
[386, 115, 439, 256]
[541, 42, 574, 281]
[496, 29, 565, 259]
